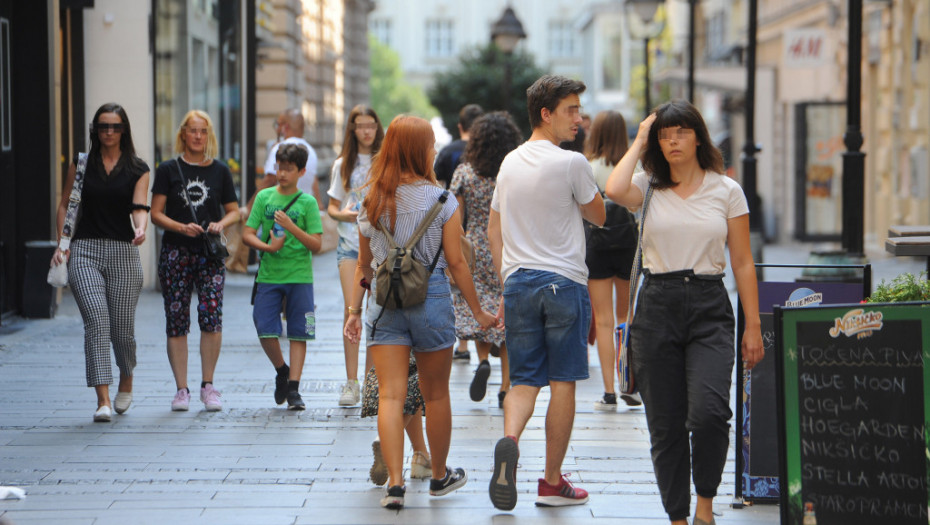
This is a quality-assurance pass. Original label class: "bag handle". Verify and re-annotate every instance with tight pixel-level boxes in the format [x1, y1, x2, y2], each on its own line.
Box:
[623, 177, 656, 331]
[379, 190, 449, 252]
[58, 153, 89, 252]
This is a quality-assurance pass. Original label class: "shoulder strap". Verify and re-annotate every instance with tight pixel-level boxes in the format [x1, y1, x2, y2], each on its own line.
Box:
[59, 153, 89, 251]
[258, 191, 303, 249]
[175, 159, 202, 227]
[379, 190, 449, 254]
[624, 178, 656, 328]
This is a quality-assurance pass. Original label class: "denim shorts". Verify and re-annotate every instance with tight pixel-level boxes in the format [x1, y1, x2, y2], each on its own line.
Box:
[502, 269, 590, 386]
[365, 269, 455, 353]
[336, 235, 359, 265]
[253, 283, 315, 340]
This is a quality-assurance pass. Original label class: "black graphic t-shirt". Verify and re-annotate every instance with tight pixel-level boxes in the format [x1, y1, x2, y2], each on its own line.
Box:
[152, 158, 238, 247]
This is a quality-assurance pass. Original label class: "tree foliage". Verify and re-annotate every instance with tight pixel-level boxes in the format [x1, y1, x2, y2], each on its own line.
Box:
[369, 35, 438, 125]
[428, 43, 546, 139]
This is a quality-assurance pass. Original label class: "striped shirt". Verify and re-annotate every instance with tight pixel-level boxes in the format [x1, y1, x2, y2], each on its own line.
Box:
[358, 182, 458, 270]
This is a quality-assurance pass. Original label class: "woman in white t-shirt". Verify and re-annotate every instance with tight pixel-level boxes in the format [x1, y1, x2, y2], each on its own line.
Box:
[605, 100, 763, 525]
[327, 105, 383, 406]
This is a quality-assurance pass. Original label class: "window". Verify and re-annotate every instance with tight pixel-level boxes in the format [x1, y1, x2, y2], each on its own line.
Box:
[549, 21, 577, 58]
[425, 19, 454, 58]
[370, 18, 392, 47]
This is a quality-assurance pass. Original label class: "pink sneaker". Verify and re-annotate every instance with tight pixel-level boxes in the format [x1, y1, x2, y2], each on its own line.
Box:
[171, 388, 190, 411]
[535, 474, 589, 507]
[200, 384, 222, 411]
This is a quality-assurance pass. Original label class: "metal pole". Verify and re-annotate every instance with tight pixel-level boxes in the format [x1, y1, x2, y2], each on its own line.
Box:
[644, 37, 651, 118]
[842, 0, 865, 255]
[742, 0, 761, 231]
[688, 0, 696, 102]
[503, 53, 512, 113]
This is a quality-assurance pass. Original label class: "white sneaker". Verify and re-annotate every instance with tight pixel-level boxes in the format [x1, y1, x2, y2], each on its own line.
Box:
[93, 405, 112, 422]
[114, 392, 132, 414]
[338, 380, 360, 406]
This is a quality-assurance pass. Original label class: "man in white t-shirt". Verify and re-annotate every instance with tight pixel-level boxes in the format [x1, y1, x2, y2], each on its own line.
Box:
[487, 75, 605, 511]
[263, 109, 320, 203]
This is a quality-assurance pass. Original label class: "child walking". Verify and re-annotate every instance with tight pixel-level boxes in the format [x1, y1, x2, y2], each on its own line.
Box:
[243, 143, 323, 410]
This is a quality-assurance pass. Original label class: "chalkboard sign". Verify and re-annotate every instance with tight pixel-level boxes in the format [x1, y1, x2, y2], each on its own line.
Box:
[776, 303, 930, 525]
[738, 279, 866, 502]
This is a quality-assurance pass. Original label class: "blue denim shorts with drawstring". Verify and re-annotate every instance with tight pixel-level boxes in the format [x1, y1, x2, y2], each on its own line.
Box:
[502, 268, 591, 387]
[365, 269, 456, 353]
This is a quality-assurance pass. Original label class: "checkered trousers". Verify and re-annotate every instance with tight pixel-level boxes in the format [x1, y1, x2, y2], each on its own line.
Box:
[68, 239, 143, 387]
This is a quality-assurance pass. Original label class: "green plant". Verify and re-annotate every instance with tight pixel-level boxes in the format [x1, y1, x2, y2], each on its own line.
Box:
[867, 271, 930, 302]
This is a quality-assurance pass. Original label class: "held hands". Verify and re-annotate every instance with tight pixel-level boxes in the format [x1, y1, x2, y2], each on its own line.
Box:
[741, 325, 764, 371]
[473, 309, 503, 330]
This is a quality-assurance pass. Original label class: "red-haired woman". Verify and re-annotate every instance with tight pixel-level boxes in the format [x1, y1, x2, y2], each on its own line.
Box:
[344, 115, 499, 510]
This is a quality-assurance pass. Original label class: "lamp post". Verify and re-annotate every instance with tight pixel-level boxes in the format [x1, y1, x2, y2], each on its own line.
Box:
[687, 0, 696, 102]
[842, 0, 865, 255]
[742, 0, 761, 232]
[491, 7, 527, 110]
[626, 0, 664, 118]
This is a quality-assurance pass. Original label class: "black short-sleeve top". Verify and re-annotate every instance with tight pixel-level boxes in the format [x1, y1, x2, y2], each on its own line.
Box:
[72, 154, 149, 243]
[151, 158, 238, 248]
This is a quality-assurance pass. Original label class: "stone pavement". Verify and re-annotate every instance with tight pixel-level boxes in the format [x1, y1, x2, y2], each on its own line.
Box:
[0, 241, 921, 525]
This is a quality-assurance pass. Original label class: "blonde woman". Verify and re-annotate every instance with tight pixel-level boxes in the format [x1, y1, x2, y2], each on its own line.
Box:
[151, 110, 239, 412]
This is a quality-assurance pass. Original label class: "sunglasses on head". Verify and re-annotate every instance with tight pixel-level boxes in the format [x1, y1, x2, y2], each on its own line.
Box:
[93, 123, 125, 133]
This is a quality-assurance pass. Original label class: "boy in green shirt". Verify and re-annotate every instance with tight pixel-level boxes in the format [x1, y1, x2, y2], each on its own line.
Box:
[244, 143, 323, 410]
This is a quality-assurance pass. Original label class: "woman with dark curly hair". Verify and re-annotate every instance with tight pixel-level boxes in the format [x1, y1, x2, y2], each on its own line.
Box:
[605, 100, 763, 525]
[449, 111, 523, 407]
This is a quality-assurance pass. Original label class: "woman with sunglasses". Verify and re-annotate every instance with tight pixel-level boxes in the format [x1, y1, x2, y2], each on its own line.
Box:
[51, 103, 150, 422]
[151, 110, 239, 412]
[605, 100, 763, 525]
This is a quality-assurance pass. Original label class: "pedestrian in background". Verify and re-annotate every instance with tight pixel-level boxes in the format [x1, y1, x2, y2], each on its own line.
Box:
[584, 110, 642, 411]
[344, 115, 498, 510]
[488, 75, 604, 511]
[434, 103, 485, 363]
[448, 111, 522, 408]
[327, 105, 384, 407]
[51, 102, 150, 422]
[243, 143, 323, 411]
[151, 109, 239, 412]
[605, 100, 763, 525]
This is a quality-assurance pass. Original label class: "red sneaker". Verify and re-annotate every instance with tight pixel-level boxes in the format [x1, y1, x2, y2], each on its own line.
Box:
[535, 474, 589, 507]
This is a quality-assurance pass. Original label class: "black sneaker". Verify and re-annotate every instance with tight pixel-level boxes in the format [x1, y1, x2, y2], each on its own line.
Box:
[381, 485, 405, 509]
[286, 390, 305, 411]
[453, 349, 471, 362]
[594, 392, 618, 412]
[498, 390, 507, 409]
[489, 436, 519, 511]
[621, 392, 643, 407]
[274, 368, 289, 405]
[470, 360, 491, 401]
[429, 466, 467, 496]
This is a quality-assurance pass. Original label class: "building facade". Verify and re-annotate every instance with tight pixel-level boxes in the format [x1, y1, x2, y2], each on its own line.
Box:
[0, 0, 372, 320]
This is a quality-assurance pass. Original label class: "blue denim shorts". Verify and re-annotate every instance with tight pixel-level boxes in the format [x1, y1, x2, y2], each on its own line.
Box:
[365, 269, 456, 353]
[503, 269, 590, 387]
[336, 235, 359, 265]
[253, 283, 315, 340]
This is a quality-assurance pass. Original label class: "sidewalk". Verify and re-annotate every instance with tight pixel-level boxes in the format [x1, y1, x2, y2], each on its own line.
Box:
[2, 240, 916, 525]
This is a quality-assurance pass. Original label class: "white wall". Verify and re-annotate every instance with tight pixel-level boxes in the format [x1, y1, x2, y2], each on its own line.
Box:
[83, 1, 156, 287]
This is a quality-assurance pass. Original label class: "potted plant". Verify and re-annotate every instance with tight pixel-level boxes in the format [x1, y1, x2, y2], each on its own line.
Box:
[867, 271, 930, 302]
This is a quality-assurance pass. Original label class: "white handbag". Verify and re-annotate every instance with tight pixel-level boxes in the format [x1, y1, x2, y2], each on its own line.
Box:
[47, 153, 88, 288]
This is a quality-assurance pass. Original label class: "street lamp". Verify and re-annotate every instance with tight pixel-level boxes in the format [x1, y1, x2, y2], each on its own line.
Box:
[491, 7, 527, 109]
[625, 0, 664, 118]
[841, 0, 865, 256]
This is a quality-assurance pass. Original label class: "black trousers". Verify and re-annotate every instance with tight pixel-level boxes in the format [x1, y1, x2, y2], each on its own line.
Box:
[630, 270, 735, 521]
